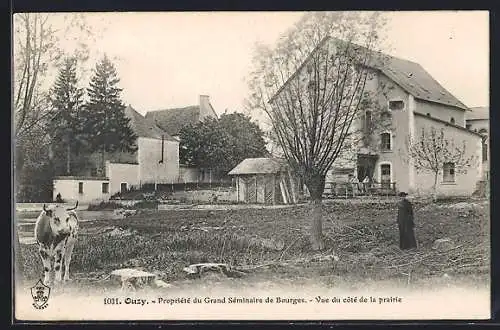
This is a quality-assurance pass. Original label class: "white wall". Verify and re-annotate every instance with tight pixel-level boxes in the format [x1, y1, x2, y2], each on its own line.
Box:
[411, 115, 483, 197]
[105, 162, 140, 195]
[137, 137, 180, 184]
[415, 99, 467, 127]
[53, 177, 110, 204]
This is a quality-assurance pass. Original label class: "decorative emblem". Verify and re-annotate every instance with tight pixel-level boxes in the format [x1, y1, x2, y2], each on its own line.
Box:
[30, 279, 50, 309]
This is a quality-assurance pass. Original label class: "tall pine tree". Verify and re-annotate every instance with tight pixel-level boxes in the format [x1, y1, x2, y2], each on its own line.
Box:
[81, 54, 137, 172]
[48, 56, 85, 175]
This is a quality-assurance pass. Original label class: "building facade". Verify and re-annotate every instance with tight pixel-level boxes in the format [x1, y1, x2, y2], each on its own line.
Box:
[53, 105, 180, 202]
[270, 36, 484, 198]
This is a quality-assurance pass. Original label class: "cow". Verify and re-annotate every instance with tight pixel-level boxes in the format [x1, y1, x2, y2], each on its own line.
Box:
[34, 201, 79, 286]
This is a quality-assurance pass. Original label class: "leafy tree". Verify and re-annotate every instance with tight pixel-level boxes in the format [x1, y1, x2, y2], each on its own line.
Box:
[13, 13, 97, 196]
[179, 112, 269, 178]
[48, 56, 85, 175]
[246, 12, 387, 250]
[404, 127, 478, 201]
[80, 54, 137, 172]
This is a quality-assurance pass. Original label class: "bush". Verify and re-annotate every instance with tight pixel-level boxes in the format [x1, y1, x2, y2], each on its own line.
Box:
[133, 200, 159, 209]
[87, 201, 123, 210]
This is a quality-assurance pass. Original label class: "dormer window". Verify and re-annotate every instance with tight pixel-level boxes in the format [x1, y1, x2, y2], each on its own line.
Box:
[388, 100, 404, 111]
[426, 113, 431, 117]
[450, 117, 455, 124]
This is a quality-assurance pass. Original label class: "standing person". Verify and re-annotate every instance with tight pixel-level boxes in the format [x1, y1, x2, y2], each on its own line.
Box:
[397, 192, 417, 250]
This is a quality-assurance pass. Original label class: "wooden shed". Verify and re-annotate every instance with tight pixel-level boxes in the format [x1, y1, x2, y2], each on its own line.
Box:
[228, 158, 298, 205]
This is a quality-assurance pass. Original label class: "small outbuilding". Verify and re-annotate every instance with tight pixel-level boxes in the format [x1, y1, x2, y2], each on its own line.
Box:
[228, 158, 299, 205]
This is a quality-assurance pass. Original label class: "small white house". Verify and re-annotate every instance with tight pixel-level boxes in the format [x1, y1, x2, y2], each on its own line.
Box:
[53, 176, 111, 204]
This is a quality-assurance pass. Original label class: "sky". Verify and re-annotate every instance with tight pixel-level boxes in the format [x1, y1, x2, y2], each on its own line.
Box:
[19, 11, 489, 117]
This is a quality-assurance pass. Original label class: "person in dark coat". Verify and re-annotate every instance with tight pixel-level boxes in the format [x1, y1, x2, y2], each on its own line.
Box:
[397, 191, 417, 250]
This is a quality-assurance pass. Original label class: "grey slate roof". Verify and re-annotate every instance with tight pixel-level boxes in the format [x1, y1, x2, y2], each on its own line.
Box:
[228, 158, 288, 175]
[466, 106, 489, 120]
[145, 106, 200, 136]
[270, 36, 468, 111]
[367, 52, 468, 110]
[124, 105, 177, 141]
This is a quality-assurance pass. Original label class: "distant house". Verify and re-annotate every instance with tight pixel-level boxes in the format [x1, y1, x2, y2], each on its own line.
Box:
[270, 36, 483, 198]
[145, 95, 220, 183]
[228, 157, 298, 205]
[466, 106, 489, 180]
[53, 105, 180, 203]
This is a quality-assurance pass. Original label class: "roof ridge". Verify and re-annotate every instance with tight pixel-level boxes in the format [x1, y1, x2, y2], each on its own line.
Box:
[146, 105, 200, 115]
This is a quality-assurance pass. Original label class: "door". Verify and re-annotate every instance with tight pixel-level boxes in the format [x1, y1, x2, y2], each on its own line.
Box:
[120, 183, 128, 193]
[380, 164, 391, 189]
[245, 176, 257, 204]
[264, 175, 275, 205]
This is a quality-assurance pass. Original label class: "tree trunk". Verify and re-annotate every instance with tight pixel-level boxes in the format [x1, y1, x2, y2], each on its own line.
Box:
[306, 174, 326, 251]
[432, 172, 438, 202]
[102, 145, 106, 176]
[66, 141, 71, 175]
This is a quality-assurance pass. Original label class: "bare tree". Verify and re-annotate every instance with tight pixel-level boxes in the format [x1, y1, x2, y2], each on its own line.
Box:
[403, 127, 478, 201]
[246, 12, 388, 250]
[12, 12, 99, 281]
[13, 12, 99, 143]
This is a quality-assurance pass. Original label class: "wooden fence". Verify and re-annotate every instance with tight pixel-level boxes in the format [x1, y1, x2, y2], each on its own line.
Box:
[324, 182, 397, 198]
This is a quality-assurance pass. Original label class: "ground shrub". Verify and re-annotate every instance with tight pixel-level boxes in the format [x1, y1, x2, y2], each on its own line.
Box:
[87, 201, 123, 211]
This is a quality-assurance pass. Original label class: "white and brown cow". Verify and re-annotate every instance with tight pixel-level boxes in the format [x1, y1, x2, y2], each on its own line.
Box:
[34, 201, 79, 286]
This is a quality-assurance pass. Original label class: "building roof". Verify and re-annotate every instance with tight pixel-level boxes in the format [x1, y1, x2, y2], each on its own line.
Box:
[413, 111, 483, 138]
[124, 105, 177, 141]
[145, 106, 200, 136]
[270, 36, 468, 111]
[366, 51, 468, 110]
[466, 106, 489, 120]
[227, 157, 288, 175]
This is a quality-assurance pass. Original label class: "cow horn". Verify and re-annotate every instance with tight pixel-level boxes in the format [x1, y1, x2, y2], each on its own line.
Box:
[43, 204, 47, 212]
[66, 201, 78, 211]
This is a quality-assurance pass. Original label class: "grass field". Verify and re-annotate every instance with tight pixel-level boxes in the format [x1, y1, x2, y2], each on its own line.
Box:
[16, 198, 490, 292]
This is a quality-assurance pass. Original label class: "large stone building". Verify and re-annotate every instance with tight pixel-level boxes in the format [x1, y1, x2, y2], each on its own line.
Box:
[52, 95, 220, 203]
[53, 105, 179, 203]
[269, 36, 484, 198]
[146, 95, 220, 182]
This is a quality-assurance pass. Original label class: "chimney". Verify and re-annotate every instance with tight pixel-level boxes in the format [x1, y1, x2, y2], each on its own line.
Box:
[199, 95, 214, 120]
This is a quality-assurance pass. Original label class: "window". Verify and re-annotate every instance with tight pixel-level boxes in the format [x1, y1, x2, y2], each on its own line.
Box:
[380, 163, 392, 189]
[364, 110, 372, 134]
[120, 183, 128, 193]
[91, 167, 97, 177]
[380, 132, 391, 151]
[102, 183, 109, 194]
[388, 100, 404, 110]
[426, 113, 431, 117]
[483, 142, 488, 162]
[78, 182, 84, 194]
[443, 162, 455, 183]
[450, 117, 455, 124]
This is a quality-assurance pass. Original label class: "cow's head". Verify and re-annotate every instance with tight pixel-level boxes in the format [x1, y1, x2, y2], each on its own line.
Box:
[42, 202, 78, 235]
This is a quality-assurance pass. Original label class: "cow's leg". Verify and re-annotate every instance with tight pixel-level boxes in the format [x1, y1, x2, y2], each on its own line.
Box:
[63, 236, 76, 282]
[53, 240, 67, 283]
[39, 245, 52, 286]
